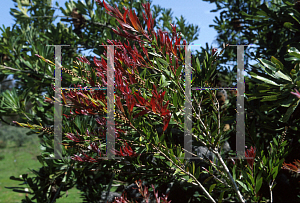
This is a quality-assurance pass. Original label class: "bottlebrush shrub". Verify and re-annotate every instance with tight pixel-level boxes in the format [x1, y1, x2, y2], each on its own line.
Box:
[12, 1, 291, 203]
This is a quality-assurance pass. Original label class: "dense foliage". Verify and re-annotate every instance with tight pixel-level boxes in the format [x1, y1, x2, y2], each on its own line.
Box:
[1, 0, 300, 202]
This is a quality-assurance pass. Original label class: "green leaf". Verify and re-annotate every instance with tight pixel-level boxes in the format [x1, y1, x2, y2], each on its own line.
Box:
[174, 168, 181, 176]
[236, 180, 249, 192]
[209, 184, 216, 193]
[258, 57, 291, 81]
[203, 176, 213, 184]
[274, 71, 292, 82]
[194, 166, 201, 179]
[288, 47, 300, 54]
[196, 57, 201, 73]
[250, 73, 282, 86]
[283, 100, 300, 123]
[256, 10, 269, 17]
[262, 155, 267, 165]
[232, 165, 236, 181]
[255, 177, 263, 194]
[205, 51, 208, 62]
[218, 191, 225, 203]
[256, 170, 263, 182]
[62, 172, 67, 183]
[166, 53, 170, 64]
[160, 74, 166, 85]
[192, 161, 195, 175]
[258, 58, 276, 72]
[270, 56, 284, 71]
[173, 92, 178, 107]
[165, 161, 173, 167]
[285, 47, 300, 61]
[142, 127, 147, 135]
[203, 59, 207, 70]
[261, 95, 279, 102]
[172, 54, 176, 66]
[272, 166, 279, 180]
[154, 132, 159, 144]
[176, 65, 183, 78]
[74, 116, 82, 131]
[159, 132, 166, 144]
[283, 22, 300, 31]
[285, 56, 300, 62]
[149, 52, 162, 57]
[278, 158, 285, 167]
[157, 57, 169, 66]
[153, 153, 165, 160]
[240, 10, 267, 19]
[271, 183, 277, 191]
[37, 156, 44, 166]
[191, 75, 196, 84]
[247, 172, 255, 185]
[246, 181, 254, 193]
[187, 178, 193, 183]
[273, 137, 278, 146]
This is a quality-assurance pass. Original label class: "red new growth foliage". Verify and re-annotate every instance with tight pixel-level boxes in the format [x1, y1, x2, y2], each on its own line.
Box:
[212, 48, 218, 56]
[133, 84, 171, 131]
[66, 131, 82, 142]
[71, 152, 97, 163]
[142, 2, 154, 32]
[245, 146, 256, 169]
[77, 56, 91, 65]
[90, 141, 102, 156]
[112, 141, 139, 157]
[282, 159, 300, 174]
[135, 179, 172, 203]
[58, 0, 189, 163]
[111, 179, 172, 203]
[291, 88, 300, 99]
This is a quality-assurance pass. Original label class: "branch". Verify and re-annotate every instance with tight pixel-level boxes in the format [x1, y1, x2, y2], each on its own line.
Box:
[0, 65, 31, 73]
[214, 151, 246, 203]
[0, 116, 23, 127]
[152, 142, 216, 203]
[0, 65, 55, 80]
[104, 172, 116, 203]
[0, 79, 14, 84]
[269, 180, 274, 203]
[128, 124, 216, 202]
[202, 166, 231, 188]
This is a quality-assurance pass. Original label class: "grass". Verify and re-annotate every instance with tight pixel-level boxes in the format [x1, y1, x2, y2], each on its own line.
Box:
[0, 123, 84, 202]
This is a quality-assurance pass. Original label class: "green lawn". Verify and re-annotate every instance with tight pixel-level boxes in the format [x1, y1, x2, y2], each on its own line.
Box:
[0, 124, 83, 202]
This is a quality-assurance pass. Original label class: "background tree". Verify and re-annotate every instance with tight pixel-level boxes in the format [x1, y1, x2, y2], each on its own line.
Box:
[0, 74, 15, 125]
[202, 0, 300, 201]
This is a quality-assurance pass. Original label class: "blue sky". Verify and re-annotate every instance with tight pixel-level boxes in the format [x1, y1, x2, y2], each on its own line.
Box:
[0, 0, 256, 84]
[0, 0, 223, 51]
